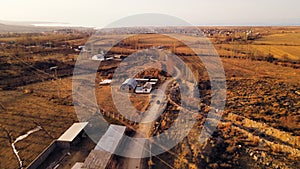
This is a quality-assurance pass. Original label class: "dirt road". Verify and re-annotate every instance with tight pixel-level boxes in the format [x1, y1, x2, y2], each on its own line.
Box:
[121, 65, 181, 169]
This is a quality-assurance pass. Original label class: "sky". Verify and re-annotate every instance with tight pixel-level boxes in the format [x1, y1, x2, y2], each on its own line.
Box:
[0, 0, 300, 27]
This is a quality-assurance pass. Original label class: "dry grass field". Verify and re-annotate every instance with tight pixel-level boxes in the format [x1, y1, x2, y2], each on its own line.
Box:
[251, 32, 300, 60]
[0, 27, 299, 169]
[0, 77, 77, 168]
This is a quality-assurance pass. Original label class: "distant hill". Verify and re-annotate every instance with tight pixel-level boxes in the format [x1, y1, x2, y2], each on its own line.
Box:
[0, 22, 55, 33]
[0, 20, 66, 26]
[0, 20, 93, 33]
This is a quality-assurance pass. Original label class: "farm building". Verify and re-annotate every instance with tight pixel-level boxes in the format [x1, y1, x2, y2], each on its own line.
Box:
[135, 78, 158, 85]
[92, 54, 105, 61]
[114, 54, 126, 59]
[28, 123, 127, 169]
[121, 78, 158, 93]
[120, 78, 137, 92]
[99, 79, 112, 85]
[149, 79, 158, 85]
[92, 54, 114, 61]
[94, 124, 126, 151]
[79, 124, 126, 169]
[135, 82, 153, 94]
[71, 162, 84, 169]
[56, 122, 88, 148]
[27, 122, 89, 169]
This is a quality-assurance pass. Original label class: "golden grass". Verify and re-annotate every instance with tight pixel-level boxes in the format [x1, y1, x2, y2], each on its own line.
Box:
[249, 45, 300, 60]
[93, 31, 300, 61]
[250, 32, 300, 60]
[254, 33, 300, 45]
[0, 77, 76, 169]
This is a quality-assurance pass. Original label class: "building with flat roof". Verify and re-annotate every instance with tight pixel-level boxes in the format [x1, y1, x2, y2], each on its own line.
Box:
[27, 122, 90, 169]
[121, 78, 158, 94]
[135, 82, 153, 94]
[28, 123, 127, 169]
[99, 79, 112, 85]
[94, 124, 126, 152]
[57, 122, 88, 148]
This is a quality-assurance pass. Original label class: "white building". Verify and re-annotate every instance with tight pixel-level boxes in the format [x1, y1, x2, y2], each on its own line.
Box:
[92, 54, 105, 61]
[135, 82, 153, 94]
[120, 78, 137, 92]
[99, 79, 112, 85]
[57, 122, 88, 148]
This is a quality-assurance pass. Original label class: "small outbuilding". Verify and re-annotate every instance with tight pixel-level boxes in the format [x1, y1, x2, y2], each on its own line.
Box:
[99, 79, 112, 85]
[120, 78, 137, 93]
[92, 54, 105, 61]
[135, 82, 153, 94]
[57, 122, 88, 148]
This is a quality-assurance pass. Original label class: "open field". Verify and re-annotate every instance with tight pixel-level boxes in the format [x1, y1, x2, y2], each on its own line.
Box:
[0, 77, 77, 168]
[254, 32, 300, 45]
[152, 58, 300, 169]
[0, 27, 299, 169]
[248, 32, 300, 60]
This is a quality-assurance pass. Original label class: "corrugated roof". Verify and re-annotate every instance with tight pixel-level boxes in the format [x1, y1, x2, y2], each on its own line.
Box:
[82, 150, 111, 169]
[95, 124, 126, 152]
[82, 125, 126, 169]
[57, 122, 88, 142]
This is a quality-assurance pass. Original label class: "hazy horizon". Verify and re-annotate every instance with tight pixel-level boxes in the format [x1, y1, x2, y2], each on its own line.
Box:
[1, 0, 300, 27]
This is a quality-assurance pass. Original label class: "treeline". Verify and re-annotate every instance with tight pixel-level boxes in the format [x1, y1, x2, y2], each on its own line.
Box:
[221, 54, 300, 69]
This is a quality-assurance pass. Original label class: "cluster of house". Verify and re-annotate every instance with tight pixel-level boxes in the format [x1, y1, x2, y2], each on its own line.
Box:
[94, 27, 260, 38]
[77, 48, 126, 61]
[120, 78, 158, 94]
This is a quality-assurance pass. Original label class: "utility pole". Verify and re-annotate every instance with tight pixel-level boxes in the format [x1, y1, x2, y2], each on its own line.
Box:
[231, 32, 235, 58]
[148, 143, 153, 169]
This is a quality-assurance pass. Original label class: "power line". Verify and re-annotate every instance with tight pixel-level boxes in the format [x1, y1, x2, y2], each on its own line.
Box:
[5, 54, 194, 169]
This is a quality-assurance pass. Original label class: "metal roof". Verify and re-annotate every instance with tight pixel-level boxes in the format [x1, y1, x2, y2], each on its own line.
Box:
[99, 79, 112, 85]
[82, 125, 126, 169]
[122, 78, 137, 85]
[121, 78, 137, 89]
[57, 122, 88, 142]
[92, 54, 105, 61]
[71, 162, 83, 169]
[95, 124, 126, 152]
[135, 82, 153, 94]
[82, 150, 111, 169]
